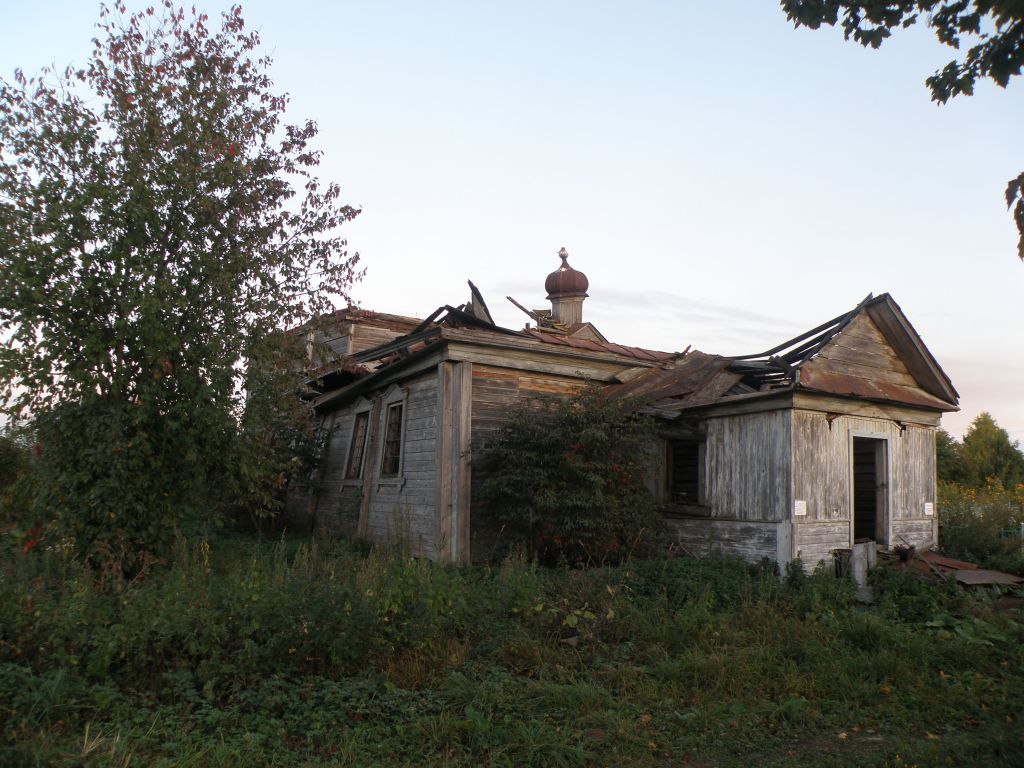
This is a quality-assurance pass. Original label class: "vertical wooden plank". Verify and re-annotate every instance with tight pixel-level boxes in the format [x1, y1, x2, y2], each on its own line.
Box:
[436, 362, 454, 560]
[776, 520, 792, 570]
[932, 426, 940, 545]
[455, 361, 473, 563]
[877, 438, 890, 544]
[357, 396, 383, 537]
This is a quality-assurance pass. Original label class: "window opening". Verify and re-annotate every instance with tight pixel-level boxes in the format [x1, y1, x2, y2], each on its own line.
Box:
[344, 411, 370, 480]
[668, 440, 703, 505]
[380, 402, 404, 477]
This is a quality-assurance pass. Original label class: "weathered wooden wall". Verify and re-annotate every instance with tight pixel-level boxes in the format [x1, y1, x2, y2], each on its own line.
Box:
[791, 409, 937, 566]
[468, 364, 583, 561]
[662, 518, 781, 563]
[659, 410, 791, 564]
[891, 425, 939, 549]
[705, 410, 792, 523]
[310, 371, 441, 557]
[437, 361, 472, 563]
[313, 407, 362, 537]
[361, 372, 440, 557]
[349, 322, 412, 355]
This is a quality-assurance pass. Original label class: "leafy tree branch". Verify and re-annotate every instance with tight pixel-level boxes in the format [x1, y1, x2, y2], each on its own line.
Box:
[782, 1, 1024, 258]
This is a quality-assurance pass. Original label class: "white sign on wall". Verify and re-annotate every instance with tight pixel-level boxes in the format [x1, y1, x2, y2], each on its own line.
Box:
[924, 502, 934, 517]
[794, 500, 807, 517]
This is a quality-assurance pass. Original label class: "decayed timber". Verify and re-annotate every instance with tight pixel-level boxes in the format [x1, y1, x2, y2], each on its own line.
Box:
[289, 275, 957, 573]
[663, 518, 779, 562]
[437, 361, 473, 563]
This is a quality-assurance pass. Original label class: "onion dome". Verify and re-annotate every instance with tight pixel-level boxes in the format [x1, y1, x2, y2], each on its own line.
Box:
[544, 247, 589, 299]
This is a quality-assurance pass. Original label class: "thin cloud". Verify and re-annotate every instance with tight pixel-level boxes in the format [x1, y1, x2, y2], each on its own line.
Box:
[494, 280, 804, 355]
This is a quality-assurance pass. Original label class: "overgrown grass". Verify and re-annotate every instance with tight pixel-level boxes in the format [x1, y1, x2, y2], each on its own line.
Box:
[939, 480, 1024, 574]
[2, 534, 1023, 767]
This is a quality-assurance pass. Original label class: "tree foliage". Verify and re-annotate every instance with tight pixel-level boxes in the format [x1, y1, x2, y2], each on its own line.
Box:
[935, 427, 965, 484]
[0, 2, 360, 570]
[781, 0, 1024, 258]
[477, 386, 660, 565]
[960, 411, 1024, 489]
[937, 412, 1024, 488]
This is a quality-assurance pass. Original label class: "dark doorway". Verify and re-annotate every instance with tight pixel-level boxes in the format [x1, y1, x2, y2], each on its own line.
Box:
[852, 437, 887, 542]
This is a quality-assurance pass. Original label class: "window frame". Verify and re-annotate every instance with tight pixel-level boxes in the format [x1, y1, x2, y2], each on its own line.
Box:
[342, 409, 371, 482]
[376, 385, 408, 484]
[664, 437, 708, 515]
[338, 398, 373, 486]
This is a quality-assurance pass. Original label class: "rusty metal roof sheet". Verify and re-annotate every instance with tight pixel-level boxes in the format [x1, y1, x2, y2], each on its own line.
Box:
[904, 549, 1024, 587]
[727, 293, 958, 412]
[917, 551, 978, 571]
[796, 368, 958, 411]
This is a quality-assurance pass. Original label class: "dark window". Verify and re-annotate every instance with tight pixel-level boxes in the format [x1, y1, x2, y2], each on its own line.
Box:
[344, 411, 370, 480]
[380, 402, 404, 477]
[669, 440, 703, 504]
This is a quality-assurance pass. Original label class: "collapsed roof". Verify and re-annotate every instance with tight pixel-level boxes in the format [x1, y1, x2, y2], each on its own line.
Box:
[310, 278, 958, 419]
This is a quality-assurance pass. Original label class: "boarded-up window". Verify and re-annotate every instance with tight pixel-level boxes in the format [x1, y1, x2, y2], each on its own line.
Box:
[344, 411, 370, 480]
[669, 440, 703, 505]
[380, 402, 404, 477]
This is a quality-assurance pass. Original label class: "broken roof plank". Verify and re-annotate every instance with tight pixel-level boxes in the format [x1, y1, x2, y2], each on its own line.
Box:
[729, 294, 872, 361]
[467, 280, 494, 325]
[506, 295, 545, 324]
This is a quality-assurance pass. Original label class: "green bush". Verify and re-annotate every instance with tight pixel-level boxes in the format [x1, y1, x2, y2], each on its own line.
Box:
[0, 431, 39, 547]
[477, 386, 660, 564]
[939, 480, 1024, 574]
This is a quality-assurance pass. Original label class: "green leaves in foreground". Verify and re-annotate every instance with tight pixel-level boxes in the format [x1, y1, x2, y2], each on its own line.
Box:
[2, 536, 1023, 766]
[0, 4, 361, 570]
[477, 386, 659, 564]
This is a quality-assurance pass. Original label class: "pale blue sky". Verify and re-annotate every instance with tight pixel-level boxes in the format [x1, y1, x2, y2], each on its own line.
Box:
[3, 2, 1022, 440]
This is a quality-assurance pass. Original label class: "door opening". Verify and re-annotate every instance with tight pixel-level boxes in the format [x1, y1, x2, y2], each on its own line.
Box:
[852, 437, 887, 543]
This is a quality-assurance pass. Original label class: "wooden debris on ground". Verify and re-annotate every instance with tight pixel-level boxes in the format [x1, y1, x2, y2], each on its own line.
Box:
[883, 547, 1024, 588]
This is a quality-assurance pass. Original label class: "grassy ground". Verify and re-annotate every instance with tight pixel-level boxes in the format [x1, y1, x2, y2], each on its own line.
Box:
[2, 534, 1022, 767]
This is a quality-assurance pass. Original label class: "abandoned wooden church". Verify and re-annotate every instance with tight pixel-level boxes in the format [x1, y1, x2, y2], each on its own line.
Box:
[287, 249, 959, 569]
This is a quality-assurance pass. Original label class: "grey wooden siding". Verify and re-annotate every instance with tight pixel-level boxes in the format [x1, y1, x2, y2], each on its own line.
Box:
[793, 521, 850, 570]
[892, 424, 938, 548]
[315, 408, 363, 536]
[892, 518, 938, 549]
[663, 518, 779, 563]
[791, 410, 938, 565]
[704, 410, 791, 523]
[362, 372, 440, 557]
[309, 372, 441, 556]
